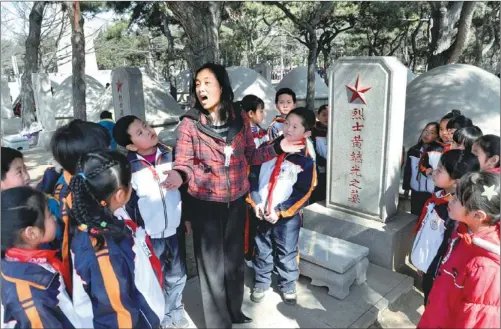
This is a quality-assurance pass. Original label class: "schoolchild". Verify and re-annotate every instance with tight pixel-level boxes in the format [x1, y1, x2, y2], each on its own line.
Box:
[242, 94, 269, 148]
[438, 109, 461, 147]
[445, 114, 473, 148]
[248, 107, 317, 305]
[113, 115, 189, 328]
[70, 150, 164, 328]
[98, 110, 117, 150]
[417, 171, 500, 329]
[471, 134, 500, 174]
[411, 150, 480, 304]
[310, 104, 329, 203]
[403, 122, 440, 215]
[268, 88, 296, 140]
[450, 126, 482, 152]
[1, 187, 80, 328]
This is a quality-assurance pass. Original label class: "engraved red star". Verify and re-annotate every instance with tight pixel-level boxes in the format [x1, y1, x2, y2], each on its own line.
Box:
[346, 75, 371, 105]
[116, 80, 123, 92]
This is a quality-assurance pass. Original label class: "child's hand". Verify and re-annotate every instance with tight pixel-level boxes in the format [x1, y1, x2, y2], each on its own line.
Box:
[280, 138, 305, 154]
[184, 221, 192, 236]
[264, 210, 279, 224]
[425, 168, 433, 176]
[254, 206, 264, 220]
[162, 170, 183, 190]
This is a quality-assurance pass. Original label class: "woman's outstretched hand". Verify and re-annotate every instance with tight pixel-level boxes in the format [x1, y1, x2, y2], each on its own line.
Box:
[162, 170, 183, 190]
[280, 138, 305, 153]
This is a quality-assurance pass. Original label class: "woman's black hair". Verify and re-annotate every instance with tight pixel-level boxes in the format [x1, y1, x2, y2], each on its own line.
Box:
[453, 126, 483, 152]
[417, 122, 440, 146]
[440, 109, 461, 123]
[1, 187, 47, 257]
[456, 171, 500, 226]
[192, 63, 234, 124]
[446, 114, 473, 130]
[317, 104, 328, 115]
[69, 150, 131, 250]
[51, 119, 112, 175]
[439, 149, 480, 180]
[474, 134, 501, 168]
[241, 94, 265, 113]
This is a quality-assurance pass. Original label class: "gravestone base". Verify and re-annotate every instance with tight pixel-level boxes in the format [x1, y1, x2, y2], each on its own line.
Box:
[300, 257, 369, 300]
[303, 202, 416, 271]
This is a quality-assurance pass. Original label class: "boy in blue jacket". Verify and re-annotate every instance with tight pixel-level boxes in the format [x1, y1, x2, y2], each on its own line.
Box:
[113, 115, 189, 328]
[98, 111, 117, 150]
[248, 107, 317, 305]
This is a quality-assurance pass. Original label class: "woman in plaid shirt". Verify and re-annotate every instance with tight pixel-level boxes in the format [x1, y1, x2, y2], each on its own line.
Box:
[162, 63, 303, 329]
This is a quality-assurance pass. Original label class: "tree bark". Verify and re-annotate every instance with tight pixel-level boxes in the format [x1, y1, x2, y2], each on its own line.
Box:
[20, 1, 46, 128]
[166, 1, 222, 73]
[67, 0, 86, 120]
[427, 1, 476, 71]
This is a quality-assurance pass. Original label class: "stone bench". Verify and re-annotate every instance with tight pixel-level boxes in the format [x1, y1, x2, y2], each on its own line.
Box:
[298, 228, 370, 300]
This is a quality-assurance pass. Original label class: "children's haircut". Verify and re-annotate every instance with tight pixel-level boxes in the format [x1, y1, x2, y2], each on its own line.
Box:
[440, 109, 461, 122]
[317, 104, 328, 114]
[446, 114, 473, 130]
[1, 147, 23, 181]
[69, 150, 131, 249]
[453, 126, 483, 151]
[192, 62, 234, 124]
[439, 149, 480, 180]
[275, 88, 296, 104]
[456, 171, 500, 225]
[1, 187, 46, 256]
[113, 115, 140, 147]
[417, 122, 440, 146]
[51, 119, 111, 175]
[100, 110, 113, 120]
[241, 95, 265, 113]
[474, 134, 500, 167]
[287, 107, 316, 132]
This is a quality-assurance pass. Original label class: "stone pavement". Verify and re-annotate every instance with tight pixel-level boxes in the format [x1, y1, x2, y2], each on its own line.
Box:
[183, 264, 413, 328]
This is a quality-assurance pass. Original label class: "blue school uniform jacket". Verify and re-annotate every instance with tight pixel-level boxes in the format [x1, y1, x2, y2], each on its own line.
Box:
[1, 260, 79, 328]
[98, 119, 117, 150]
[247, 141, 317, 218]
[71, 226, 162, 329]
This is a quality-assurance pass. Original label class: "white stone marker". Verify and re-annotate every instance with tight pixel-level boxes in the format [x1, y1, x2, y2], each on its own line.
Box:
[327, 57, 407, 223]
[252, 63, 272, 82]
[32, 73, 56, 131]
[1, 76, 13, 119]
[111, 68, 146, 121]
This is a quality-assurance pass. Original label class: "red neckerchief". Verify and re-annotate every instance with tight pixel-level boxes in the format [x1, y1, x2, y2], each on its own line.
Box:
[487, 167, 500, 175]
[5, 248, 71, 291]
[254, 127, 267, 139]
[265, 138, 305, 214]
[124, 219, 164, 288]
[443, 144, 452, 153]
[273, 116, 286, 124]
[457, 222, 501, 246]
[412, 190, 452, 234]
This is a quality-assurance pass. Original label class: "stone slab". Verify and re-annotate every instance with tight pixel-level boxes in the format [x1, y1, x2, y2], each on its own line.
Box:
[299, 228, 369, 273]
[111, 68, 147, 121]
[300, 257, 369, 300]
[303, 202, 416, 271]
[36, 130, 55, 151]
[182, 263, 413, 328]
[328, 57, 407, 223]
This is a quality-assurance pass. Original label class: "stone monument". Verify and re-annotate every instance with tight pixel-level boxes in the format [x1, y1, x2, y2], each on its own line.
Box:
[31, 73, 57, 149]
[251, 62, 272, 82]
[111, 68, 147, 122]
[302, 57, 415, 271]
[1, 76, 22, 136]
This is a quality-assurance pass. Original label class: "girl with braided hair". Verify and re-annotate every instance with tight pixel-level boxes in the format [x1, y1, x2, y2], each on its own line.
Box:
[69, 149, 165, 329]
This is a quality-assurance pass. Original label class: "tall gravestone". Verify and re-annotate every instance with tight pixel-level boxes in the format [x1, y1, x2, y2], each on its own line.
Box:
[252, 63, 272, 82]
[1, 76, 12, 119]
[302, 57, 415, 270]
[31, 73, 57, 149]
[111, 68, 146, 121]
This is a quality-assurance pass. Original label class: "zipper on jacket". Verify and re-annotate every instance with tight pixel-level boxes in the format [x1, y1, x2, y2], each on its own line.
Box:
[226, 142, 231, 208]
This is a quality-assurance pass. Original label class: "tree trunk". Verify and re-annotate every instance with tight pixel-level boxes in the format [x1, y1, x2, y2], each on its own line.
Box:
[306, 39, 318, 113]
[427, 1, 476, 71]
[20, 1, 46, 128]
[166, 1, 222, 73]
[67, 0, 86, 120]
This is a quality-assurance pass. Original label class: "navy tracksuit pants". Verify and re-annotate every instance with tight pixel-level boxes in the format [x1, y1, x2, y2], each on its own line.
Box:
[253, 213, 301, 293]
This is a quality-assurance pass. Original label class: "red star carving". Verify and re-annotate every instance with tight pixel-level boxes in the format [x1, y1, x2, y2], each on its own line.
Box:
[346, 75, 371, 105]
[116, 80, 123, 92]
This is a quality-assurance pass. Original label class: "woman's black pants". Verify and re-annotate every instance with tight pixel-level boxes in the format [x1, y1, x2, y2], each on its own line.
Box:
[191, 196, 246, 328]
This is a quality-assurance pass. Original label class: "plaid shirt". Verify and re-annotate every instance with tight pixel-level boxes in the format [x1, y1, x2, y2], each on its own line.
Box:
[174, 106, 281, 203]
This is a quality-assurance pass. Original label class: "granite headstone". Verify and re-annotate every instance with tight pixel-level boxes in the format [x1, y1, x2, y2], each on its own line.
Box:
[111, 68, 146, 122]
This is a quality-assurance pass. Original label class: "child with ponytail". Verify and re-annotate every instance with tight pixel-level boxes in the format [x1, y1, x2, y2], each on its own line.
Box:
[471, 134, 500, 174]
[69, 150, 164, 329]
[418, 171, 500, 328]
[1, 187, 80, 328]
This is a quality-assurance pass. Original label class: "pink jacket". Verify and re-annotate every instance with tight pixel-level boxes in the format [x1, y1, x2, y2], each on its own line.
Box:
[418, 223, 500, 329]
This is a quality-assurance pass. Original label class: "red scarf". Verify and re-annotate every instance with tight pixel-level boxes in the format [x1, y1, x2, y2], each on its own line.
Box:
[5, 248, 71, 291]
[412, 191, 452, 234]
[273, 116, 286, 124]
[487, 167, 500, 175]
